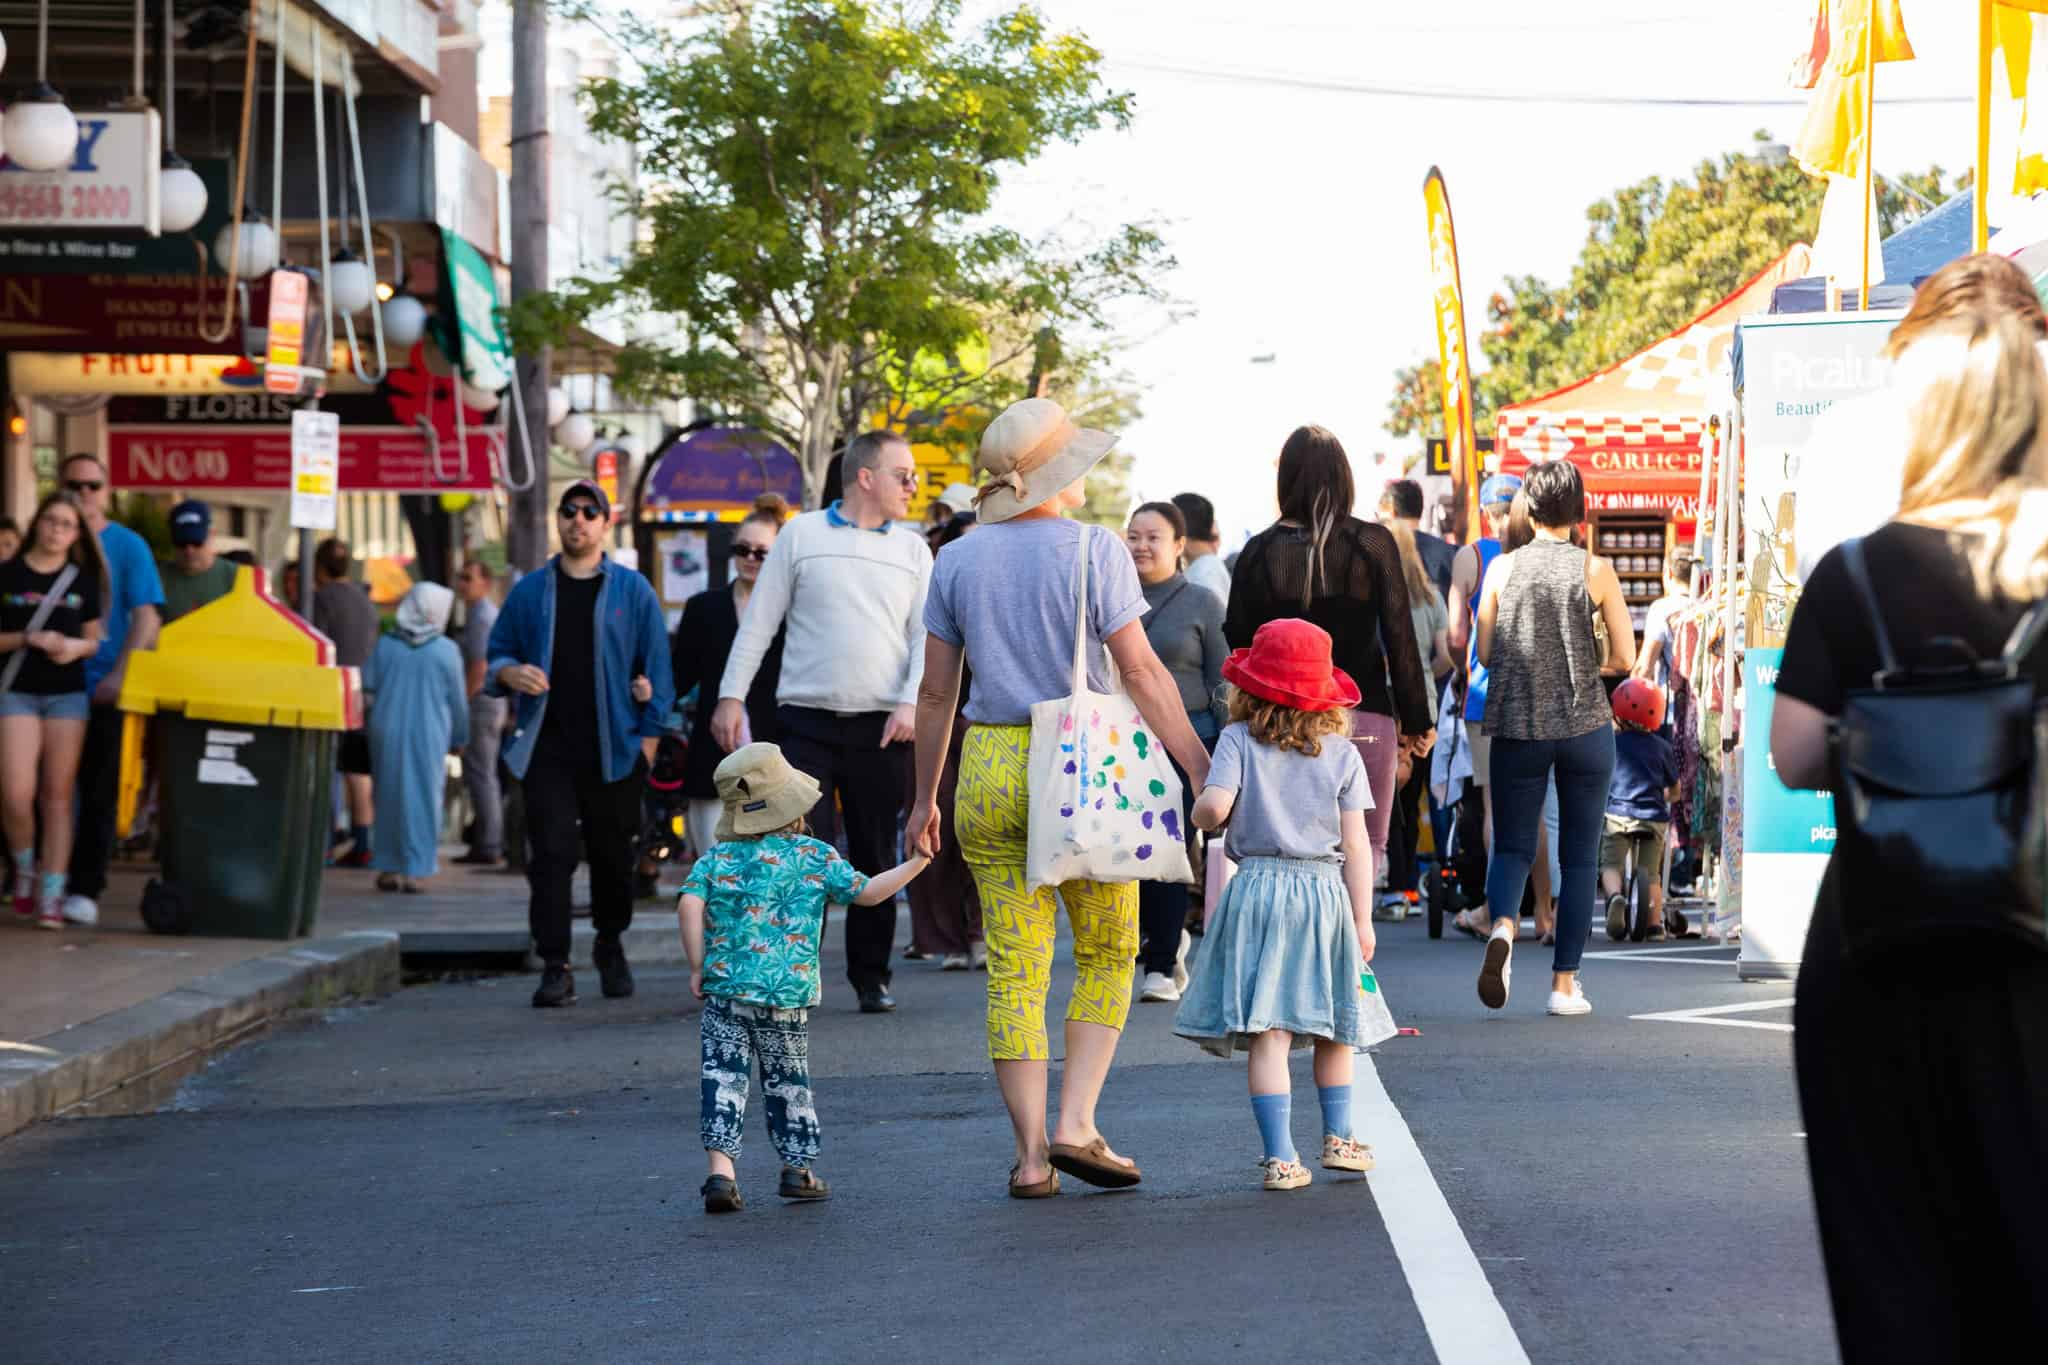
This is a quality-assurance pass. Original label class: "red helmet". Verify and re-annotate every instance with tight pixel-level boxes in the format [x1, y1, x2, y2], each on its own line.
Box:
[1612, 678, 1666, 732]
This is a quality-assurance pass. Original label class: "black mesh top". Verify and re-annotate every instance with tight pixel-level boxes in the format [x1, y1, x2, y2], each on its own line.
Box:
[1224, 517, 1434, 734]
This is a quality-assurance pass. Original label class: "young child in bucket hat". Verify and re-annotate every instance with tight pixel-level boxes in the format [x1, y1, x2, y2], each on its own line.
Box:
[678, 743, 930, 1213]
[1173, 619, 1399, 1191]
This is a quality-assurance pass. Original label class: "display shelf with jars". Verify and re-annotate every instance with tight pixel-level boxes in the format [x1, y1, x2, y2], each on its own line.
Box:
[1593, 514, 1670, 635]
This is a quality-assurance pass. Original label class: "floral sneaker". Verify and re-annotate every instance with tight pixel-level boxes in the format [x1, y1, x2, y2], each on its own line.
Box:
[1322, 1134, 1374, 1172]
[1259, 1157, 1312, 1192]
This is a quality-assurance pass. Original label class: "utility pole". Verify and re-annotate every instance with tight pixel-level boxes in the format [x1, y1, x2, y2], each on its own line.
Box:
[507, 0, 552, 572]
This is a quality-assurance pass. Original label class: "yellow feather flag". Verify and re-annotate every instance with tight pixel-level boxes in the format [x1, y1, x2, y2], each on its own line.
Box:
[1996, 2, 2048, 193]
[1793, 0, 1916, 179]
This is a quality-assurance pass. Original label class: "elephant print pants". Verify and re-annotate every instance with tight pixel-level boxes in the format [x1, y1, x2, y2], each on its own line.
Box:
[956, 725, 1138, 1061]
[699, 995, 819, 1168]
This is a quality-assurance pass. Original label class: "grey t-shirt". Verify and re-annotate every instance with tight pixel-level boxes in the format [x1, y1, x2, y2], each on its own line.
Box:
[924, 519, 1148, 726]
[313, 580, 379, 670]
[1408, 586, 1448, 723]
[1207, 720, 1371, 864]
[460, 595, 499, 667]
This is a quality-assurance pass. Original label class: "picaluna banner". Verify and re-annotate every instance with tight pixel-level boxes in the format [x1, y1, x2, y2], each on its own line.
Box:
[1424, 166, 1480, 540]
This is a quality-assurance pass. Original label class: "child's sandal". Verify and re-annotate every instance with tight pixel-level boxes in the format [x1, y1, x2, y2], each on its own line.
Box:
[701, 1175, 743, 1213]
[1259, 1157, 1312, 1191]
[778, 1167, 831, 1201]
[1321, 1134, 1375, 1173]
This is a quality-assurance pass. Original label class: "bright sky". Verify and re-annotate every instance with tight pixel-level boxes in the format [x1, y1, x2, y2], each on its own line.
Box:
[970, 0, 1984, 545]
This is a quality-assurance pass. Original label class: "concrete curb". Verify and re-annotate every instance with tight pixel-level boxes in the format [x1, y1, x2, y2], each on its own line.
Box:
[0, 930, 400, 1141]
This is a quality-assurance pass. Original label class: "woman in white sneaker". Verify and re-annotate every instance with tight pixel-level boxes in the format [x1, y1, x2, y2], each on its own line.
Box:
[1126, 500, 1229, 1002]
[1471, 460, 1635, 1015]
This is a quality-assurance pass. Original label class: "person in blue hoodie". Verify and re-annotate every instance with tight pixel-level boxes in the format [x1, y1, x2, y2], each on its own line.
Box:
[487, 479, 674, 1007]
[1600, 678, 1679, 943]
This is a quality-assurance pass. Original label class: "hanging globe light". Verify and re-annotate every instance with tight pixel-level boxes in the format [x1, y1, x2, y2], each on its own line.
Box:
[4, 83, 78, 172]
[212, 211, 277, 276]
[545, 386, 570, 428]
[381, 294, 427, 349]
[555, 411, 597, 454]
[158, 152, 208, 234]
[325, 248, 375, 316]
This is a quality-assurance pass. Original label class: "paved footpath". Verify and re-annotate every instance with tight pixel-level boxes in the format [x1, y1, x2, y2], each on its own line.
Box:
[0, 908, 1833, 1364]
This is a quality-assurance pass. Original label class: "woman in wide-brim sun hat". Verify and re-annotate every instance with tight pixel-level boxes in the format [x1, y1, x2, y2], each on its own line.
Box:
[909, 397, 1216, 1199]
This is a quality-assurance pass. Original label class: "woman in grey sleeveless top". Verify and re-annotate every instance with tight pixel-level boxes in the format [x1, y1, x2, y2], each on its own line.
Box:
[1473, 461, 1637, 1017]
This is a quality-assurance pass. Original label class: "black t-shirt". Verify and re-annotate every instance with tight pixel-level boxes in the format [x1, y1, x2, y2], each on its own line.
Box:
[536, 567, 601, 765]
[1778, 523, 2044, 714]
[0, 557, 102, 695]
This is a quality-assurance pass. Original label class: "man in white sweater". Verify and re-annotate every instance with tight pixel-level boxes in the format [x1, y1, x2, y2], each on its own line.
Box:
[713, 430, 933, 1014]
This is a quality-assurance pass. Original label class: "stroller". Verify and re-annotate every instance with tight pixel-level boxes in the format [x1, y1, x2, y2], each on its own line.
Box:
[1424, 679, 1486, 939]
[635, 731, 692, 894]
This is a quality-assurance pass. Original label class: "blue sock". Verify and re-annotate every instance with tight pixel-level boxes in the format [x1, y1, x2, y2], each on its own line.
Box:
[1250, 1093, 1296, 1163]
[1318, 1084, 1354, 1142]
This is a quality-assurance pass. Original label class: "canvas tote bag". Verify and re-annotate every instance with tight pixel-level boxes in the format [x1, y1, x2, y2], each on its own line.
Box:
[1025, 524, 1195, 890]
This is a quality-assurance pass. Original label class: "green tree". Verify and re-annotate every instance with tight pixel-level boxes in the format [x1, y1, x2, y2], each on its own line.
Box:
[1386, 136, 1966, 437]
[517, 0, 1173, 501]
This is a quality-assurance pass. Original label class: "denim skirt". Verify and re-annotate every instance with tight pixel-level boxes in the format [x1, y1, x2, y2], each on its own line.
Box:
[1173, 857, 1397, 1058]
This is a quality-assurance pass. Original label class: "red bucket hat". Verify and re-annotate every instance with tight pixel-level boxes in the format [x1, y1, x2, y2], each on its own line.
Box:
[1221, 619, 1362, 713]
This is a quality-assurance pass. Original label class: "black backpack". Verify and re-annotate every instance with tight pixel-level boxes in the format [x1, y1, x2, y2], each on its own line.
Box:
[1828, 538, 2048, 957]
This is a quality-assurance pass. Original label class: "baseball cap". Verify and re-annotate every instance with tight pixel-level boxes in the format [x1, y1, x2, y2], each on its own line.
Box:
[558, 478, 611, 520]
[169, 500, 212, 546]
[1478, 474, 1523, 510]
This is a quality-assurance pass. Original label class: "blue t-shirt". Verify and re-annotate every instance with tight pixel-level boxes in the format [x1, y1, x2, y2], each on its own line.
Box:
[1462, 538, 1501, 723]
[86, 521, 166, 693]
[1608, 728, 1678, 823]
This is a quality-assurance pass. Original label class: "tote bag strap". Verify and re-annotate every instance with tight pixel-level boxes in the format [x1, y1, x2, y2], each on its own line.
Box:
[0, 563, 78, 697]
[1068, 522, 1092, 699]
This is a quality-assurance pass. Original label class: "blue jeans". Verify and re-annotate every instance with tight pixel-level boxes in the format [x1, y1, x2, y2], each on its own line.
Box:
[1484, 727, 1616, 973]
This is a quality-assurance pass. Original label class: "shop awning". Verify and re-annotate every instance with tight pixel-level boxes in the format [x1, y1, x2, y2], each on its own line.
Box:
[1495, 246, 1812, 523]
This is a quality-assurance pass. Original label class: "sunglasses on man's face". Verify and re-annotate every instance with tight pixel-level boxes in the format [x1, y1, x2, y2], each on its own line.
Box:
[870, 469, 918, 492]
[558, 502, 606, 522]
[730, 544, 771, 561]
[65, 480, 105, 494]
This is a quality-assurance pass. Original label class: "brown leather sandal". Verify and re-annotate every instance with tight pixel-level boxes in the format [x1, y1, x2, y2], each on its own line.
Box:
[1008, 1164, 1060, 1199]
[1048, 1138, 1142, 1189]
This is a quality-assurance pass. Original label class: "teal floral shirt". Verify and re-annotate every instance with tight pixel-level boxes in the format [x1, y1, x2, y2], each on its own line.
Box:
[682, 834, 869, 1008]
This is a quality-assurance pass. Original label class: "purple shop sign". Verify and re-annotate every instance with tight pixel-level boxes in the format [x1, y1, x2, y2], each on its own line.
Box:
[642, 426, 803, 513]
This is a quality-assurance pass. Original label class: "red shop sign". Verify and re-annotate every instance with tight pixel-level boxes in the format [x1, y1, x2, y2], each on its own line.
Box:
[0, 273, 253, 355]
[106, 424, 495, 492]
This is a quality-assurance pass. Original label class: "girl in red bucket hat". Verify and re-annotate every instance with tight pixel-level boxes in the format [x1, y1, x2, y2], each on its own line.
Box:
[1173, 619, 1398, 1191]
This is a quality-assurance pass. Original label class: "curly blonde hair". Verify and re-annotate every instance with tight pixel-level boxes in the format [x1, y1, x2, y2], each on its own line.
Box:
[1226, 686, 1352, 757]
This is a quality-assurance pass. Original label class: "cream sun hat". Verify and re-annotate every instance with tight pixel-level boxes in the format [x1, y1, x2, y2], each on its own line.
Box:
[712, 743, 823, 842]
[972, 397, 1118, 524]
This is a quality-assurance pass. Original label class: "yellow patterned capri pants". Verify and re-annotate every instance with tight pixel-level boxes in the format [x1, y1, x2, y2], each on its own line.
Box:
[956, 725, 1138, 1061]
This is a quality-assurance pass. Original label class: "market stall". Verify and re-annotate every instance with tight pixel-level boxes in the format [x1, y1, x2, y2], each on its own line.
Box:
[1495, 246, 1814, 634]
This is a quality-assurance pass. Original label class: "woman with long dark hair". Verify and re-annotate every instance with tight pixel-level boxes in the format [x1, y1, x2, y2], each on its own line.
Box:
[0, 490, 107, 929]
[1472, 460, 1635, 1014]
[1225, 426, 1433, 877]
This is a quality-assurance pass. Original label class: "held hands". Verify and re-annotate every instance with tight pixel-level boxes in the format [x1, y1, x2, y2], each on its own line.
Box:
[907, 799, 942, 858]
[499, 663, 549, 696]
[26, 630, 65, 658]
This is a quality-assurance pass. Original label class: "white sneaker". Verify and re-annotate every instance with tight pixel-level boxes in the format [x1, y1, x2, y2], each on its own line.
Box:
[1477, 920, 1513, 1010]
[1546, 978, 1592, 1016]
[969, 942, 988, 971]
[1172, 930, 1191, 993]
[1140, 971, 1181, 1002]
[940, 953, 971, 971]
[61, 895, 98, 927]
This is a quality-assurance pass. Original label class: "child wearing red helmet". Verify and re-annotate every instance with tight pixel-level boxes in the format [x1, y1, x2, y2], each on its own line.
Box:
[1601, 679, 1679, 941]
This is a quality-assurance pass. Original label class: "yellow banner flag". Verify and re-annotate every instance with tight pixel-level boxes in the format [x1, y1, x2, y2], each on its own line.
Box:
[1794, 0, 1916, 178]
[1995, 2, 2048, 193]
[1423, 167, 1480, 541]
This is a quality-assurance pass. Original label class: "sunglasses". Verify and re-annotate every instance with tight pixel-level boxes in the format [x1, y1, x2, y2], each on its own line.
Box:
[558, 502, 606, 521]
[65, 480, 105, 494]
[730, 545, 771, 561]
[870, 469, 919, 491]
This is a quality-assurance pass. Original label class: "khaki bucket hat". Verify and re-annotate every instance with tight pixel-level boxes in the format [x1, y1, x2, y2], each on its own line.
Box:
[972, 397, 1118, 524]
[712, 743, 823, 842]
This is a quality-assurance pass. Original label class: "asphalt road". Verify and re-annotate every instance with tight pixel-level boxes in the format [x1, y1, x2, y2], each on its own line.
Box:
[0, 908, 1832, 1364]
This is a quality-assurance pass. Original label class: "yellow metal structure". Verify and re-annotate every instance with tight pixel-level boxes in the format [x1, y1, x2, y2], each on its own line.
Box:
[118, 566, 363, 731]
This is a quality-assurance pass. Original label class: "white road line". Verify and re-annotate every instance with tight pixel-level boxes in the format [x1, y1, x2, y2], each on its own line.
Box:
[1580, 952, 1738, 967]
[1630, 998, 1797, 1033]
[1357, 1056, 1530, 1365]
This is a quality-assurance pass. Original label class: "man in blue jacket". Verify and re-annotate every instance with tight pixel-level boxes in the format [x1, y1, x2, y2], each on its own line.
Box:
[487, 479, 673, 1007]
